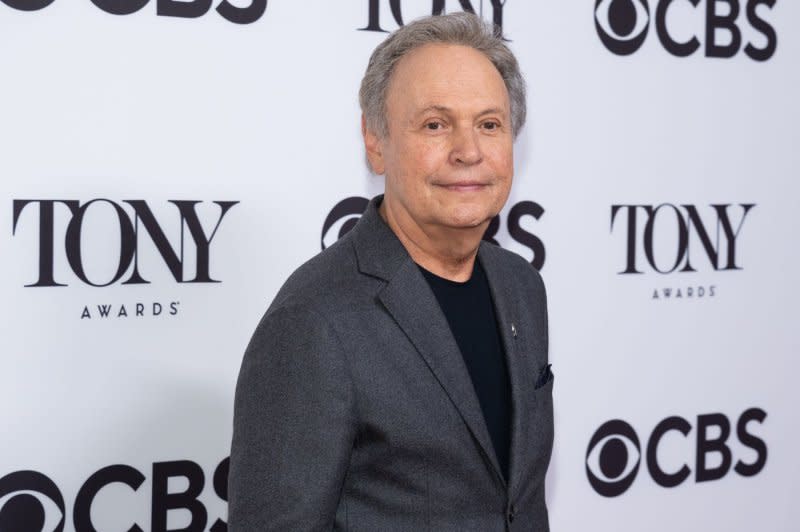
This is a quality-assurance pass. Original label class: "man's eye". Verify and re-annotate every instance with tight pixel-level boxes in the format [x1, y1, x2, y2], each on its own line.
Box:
[425, 122, 443, 130]
[482, 121, 500, 130]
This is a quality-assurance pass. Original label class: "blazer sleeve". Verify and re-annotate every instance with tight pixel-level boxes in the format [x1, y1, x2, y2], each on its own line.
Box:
[228, 303, 357, 531]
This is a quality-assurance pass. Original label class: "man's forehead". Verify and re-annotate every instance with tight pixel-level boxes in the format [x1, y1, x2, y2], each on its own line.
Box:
[392, 44, 505, 86]
[383, 44, 510, 124]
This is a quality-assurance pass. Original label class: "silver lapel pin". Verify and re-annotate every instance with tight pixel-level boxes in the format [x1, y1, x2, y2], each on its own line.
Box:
[511, 323, 517, 337]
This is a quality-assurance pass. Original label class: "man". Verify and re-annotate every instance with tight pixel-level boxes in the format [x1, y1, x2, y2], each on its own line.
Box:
[229, 12, 552, 531]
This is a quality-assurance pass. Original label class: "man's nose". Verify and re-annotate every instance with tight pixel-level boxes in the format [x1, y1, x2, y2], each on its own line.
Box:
[449, 126, 483, 166]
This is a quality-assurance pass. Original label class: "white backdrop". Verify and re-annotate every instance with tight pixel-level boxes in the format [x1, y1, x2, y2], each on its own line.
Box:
[1, 1, 797, 530]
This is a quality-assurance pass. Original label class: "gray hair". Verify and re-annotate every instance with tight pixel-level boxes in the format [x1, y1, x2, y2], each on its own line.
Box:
[359, 11, 527, 139]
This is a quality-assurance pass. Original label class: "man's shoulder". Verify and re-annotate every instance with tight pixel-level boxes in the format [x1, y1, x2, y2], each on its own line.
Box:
[266, 233, 379, 319]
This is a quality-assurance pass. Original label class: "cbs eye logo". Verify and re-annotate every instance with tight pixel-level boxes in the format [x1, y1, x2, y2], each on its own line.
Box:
[595, 0, 650, 56]
[321, 196, 370, 250]
[0, 471, 65, 532]
[594, 0, 778, 60]
[585, 419, 642, 497]
[586, 409, 768, 497]
[321, 196, 547, 269]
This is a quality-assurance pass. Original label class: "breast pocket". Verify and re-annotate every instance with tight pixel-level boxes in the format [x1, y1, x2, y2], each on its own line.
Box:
[528, 364, 554, 475]
[532, 368, 554, 412]
[533, 363, 553, 391]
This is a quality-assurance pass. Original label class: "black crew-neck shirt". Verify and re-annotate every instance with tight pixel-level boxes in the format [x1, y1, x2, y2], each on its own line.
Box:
[418, 260, 511, 481]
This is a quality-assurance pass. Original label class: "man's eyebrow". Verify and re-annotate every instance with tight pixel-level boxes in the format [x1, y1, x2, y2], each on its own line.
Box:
[415, 105, 452, 116]
[414, 105, 508, 118]
[475, 107, 508, 118]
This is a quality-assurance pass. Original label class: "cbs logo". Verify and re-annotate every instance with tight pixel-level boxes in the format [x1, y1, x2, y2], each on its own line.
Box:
[0, 0, 266, 24]
[0, 471, 64, 532]
[0, 459, 228, 532]
[586, 408, 767, 497]
[321, 197, 371, 251]
[321, 196, 547, 270]
[594, 0, 777, 61]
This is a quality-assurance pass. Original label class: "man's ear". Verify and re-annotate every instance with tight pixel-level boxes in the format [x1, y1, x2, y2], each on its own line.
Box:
[362, 115, 385, 175]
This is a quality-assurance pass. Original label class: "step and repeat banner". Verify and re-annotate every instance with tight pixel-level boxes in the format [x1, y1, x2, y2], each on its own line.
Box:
[1, 1, 797, 530]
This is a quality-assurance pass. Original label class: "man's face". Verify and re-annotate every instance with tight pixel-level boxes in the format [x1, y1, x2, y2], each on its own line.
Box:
[367, 43, 514, 232]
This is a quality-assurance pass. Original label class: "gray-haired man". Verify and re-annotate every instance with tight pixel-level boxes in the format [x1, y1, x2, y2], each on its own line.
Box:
[230, 12, 552, 531]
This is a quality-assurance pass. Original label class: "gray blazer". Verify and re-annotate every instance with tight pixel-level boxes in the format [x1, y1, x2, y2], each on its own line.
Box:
[229, 195, 553, 531]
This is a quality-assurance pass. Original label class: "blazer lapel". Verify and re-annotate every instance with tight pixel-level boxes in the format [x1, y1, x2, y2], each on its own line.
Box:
[477, 242, 528, 497]
[350, 196, 506, 487]
[377, 260, 506, 487]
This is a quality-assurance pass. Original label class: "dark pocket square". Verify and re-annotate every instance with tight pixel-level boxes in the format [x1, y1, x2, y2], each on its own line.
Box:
[535, 363, 553, 389]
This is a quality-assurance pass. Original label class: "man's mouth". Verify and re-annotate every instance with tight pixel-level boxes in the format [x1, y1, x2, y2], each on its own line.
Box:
[435, 181, 489, 192]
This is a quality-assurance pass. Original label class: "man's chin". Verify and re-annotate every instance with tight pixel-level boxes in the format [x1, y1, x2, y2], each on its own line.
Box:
[438, 211, 495, 231]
